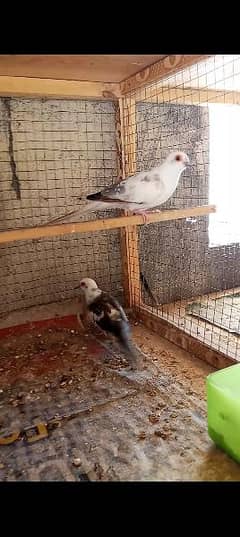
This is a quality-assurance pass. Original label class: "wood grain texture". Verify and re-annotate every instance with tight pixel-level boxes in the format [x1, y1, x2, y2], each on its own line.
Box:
[0, 76, 121, 99]
[0, 55, 166, 83]
[120, 55, 212, 94]
[0, 206, 216, 242]
[120, 96, 141, 308]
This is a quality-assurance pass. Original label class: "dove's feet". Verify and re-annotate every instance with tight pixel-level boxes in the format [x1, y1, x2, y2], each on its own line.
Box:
[133, 210, 150, 224]
[133, 209, 162, 224]
[142, 209, 162, 222]
[140, 212, 149, 224]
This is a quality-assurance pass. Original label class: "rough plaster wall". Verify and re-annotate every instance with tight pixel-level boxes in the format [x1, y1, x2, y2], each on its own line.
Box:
[137, 102, 240, 304]
[0, 98, 123, 315]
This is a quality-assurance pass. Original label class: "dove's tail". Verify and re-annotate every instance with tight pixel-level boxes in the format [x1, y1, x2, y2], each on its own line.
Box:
[43, 201, 111, 226]
[140, 271, 158, 306]
[118, 322, 141, 369]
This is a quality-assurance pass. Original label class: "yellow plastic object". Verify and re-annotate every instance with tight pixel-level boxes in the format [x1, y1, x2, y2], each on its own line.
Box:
[207, 364, 240, 464]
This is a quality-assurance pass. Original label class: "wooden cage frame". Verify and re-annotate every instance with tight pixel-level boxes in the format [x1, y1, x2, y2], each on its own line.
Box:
[1, 53, 234, 370]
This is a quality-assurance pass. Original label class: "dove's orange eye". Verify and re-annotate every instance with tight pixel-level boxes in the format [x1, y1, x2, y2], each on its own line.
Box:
[175, 154, 182, 161]
[81, 282, 88, 288]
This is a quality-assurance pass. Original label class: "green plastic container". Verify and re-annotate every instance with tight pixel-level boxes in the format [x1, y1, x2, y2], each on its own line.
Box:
[207, 364, 240, 464]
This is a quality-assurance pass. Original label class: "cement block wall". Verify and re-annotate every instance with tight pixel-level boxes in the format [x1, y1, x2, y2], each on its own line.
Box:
[1, 98, 239, 316]
[0, 98, 123, 316]
[137, 102, 240, 305]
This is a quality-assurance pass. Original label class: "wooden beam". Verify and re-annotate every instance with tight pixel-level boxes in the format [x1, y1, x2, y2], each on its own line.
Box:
[122, 97, 137, 176]
[120, 96, 141, 308]
[114, 101, 124, 182]
[0, 205, 216, 244]
[137, 308, 236, 370]
[114, 99, 132, 308]
[134, 85, 240, 105]
[120, 55, 212, 95]
[0, 76, 121, 100]
[0, 55, 166, 83]
[116, 98, 132, 308]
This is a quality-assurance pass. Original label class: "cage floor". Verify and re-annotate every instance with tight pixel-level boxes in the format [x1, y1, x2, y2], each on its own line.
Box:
[0, 316, 240, 481]
[150, 288, 240, 362]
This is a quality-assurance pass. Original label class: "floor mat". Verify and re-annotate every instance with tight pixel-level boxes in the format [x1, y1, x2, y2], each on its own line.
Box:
[0, 325, 140, 480]
[1, 321, 240, 481]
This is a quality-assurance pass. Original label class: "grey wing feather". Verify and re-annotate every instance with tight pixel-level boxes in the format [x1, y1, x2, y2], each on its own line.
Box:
[99, 170, 147, 203]
[100, 181, 128, 200]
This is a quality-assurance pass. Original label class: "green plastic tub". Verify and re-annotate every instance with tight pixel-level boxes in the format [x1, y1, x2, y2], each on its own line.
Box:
[207, 364, 240, 464]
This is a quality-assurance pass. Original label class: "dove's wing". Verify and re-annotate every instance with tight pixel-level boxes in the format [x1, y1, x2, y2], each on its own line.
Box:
[87, 168, 163, 206]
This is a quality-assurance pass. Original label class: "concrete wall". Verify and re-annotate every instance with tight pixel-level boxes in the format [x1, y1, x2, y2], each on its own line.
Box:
[1, 98, 239, 316]
[0, 98, 123, 315]
[137, 102, 240, 305]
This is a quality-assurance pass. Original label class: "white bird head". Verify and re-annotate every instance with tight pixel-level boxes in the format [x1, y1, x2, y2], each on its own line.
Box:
[166, 151, 190, 170]
[79, 277, 101, 305]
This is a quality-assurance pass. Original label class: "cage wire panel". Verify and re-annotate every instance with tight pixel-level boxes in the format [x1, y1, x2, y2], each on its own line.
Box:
[122, 55, 240, 361]
[0, 98, 124, 316]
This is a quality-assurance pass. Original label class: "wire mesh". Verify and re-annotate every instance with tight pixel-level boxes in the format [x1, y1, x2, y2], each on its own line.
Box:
[0, 98, 123, 315]
[1, 56, 240, 363]
[122, 54, 240, 361]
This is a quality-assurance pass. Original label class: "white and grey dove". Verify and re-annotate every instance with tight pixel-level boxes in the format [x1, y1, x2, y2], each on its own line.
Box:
[46, 151, 190, 225]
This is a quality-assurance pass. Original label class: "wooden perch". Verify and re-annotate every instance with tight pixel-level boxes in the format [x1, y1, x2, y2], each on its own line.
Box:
[0, 205, 216, 244]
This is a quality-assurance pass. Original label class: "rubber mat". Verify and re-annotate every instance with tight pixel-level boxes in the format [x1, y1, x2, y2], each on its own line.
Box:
[0, 324, 138, 480]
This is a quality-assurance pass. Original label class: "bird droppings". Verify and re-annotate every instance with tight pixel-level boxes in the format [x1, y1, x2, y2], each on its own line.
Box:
[154, 429, 171, 439]
[0, 321, 240, 480]
[94, 462, 104, 480]
[138, 432, 147, 440]
[148, 414, 160, 424]
[72, 458, 81, 467]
